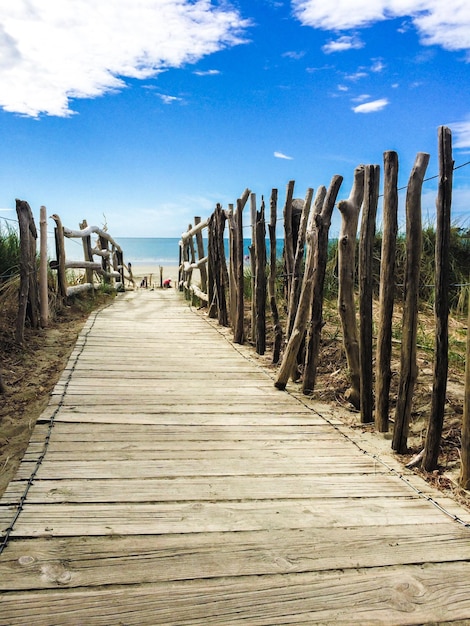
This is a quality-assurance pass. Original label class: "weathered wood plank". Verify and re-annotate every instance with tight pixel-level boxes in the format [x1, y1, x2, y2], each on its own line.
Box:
[1, 497, 460, 537]
[0, 525, 468, 591]
[2, 474, 413, 503]
[1, 563, 470, 625]
[10, 457, 383, 480]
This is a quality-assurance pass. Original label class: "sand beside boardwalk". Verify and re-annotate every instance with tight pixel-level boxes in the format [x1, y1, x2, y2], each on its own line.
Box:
[128, 264, 202, 292]
[129, 264, 179, 289]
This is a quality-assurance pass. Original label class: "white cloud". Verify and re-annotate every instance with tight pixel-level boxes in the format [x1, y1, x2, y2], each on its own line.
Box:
[282, 50, 306, 60]
[158, 94, 183, 104]
[451, 118, 470, 148]
[193, 69, 221, 76]
[353, 98, 389, 113]
[292, 0, 470, 54]
[371, 59, 385, 72]
[352, 94, 372, 102]
[0, 1, 248, 117]
[345, 71, 368, 81]
[322, 35, 364, 54]
[274, 151, 294, 160]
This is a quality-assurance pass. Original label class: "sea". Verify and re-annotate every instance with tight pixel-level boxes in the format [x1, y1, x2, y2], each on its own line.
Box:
[60, 237, 278, 267]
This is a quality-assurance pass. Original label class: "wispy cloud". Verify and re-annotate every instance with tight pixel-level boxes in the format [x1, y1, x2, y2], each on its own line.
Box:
[345, 71, 368, 81]
[0, 1, 249, 117]
[322, 35, 364, 54]
[293, 0, 470, 54]
[193, 69, 221, 76]
[282, 50, 306, 60]
[352, 98, 389, 113]
[274, 151, 294, 160]
[451, 118, 470, 148]
[371, 59, 385, 72]
[158, 94, 183, 105]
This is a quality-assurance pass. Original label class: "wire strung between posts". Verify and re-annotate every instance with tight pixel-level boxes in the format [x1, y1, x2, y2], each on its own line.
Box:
[0, 305, 107, 556]
[193, 305, 470, 531]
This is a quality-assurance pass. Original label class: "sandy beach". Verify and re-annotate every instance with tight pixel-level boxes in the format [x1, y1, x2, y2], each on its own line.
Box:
[128, 264, 180, 289]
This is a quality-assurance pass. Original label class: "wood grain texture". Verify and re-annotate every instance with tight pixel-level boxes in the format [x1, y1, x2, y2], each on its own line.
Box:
[1, 287, 470, 624]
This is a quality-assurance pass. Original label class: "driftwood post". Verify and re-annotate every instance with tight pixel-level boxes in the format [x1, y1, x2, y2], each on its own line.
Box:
[51, 214, 67, 299]
[460, 291, 470, 489]
[39, 206, 49, 327]
[283, 180, 295, 307]
[302, 175, 343, 395]
[359, 164, 380, 423]
[234, 199, 245, 344]
[274, 187, 325, 390]
[194, 216, 208, 295]
[375, 151, 399, 432]
[254, 198, 266, 355]
[423, 127, 453, 471]
[286, 190, 313, 341]
[16, 200, 39, 344]
[208, 204, 229, 325]
[79, 219, 94, 285]
[268, 189, 282, 364]
[207, 215, 216, 318]
[232, 190, 250, 344]
[392, 152, 430, 454]
[99, 234, 111, 285]
[227, 204, 236, 328]
[337, 166, 365, 409]
[249, 194, 257, 343]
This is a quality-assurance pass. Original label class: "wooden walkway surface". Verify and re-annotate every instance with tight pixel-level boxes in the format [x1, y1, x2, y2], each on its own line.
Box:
[1, 288, 470, 625]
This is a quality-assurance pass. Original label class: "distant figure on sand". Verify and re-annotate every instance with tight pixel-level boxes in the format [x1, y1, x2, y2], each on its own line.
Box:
[140, 276, 148, 288]
[163, 278, 172, 288]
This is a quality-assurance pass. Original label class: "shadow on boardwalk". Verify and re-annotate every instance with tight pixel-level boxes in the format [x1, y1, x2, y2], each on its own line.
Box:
[1, 288, 470, 625]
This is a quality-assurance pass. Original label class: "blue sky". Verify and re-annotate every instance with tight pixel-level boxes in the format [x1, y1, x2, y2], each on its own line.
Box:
[0, 0, 469, 238]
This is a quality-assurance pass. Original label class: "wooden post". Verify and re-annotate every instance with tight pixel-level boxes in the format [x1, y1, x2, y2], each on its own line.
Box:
[39, 206, 49, 327]
[359, 164, 380, 423]
[337, 166, 365, 409]
[375, 151, 399, 432]
[194, 216, 208, 294]
[227, 204, 236, 329]
[234, 198, 245, 344]
[16, 200, 39, 343]
[459, 291, 470, 489]
[79, 219, 94, 285]
[255, 198, 267, 355]
[268, 189, 282, 364]
[302, 175, 343, 395]
[207, 214, 217, 317]
[286, 189, 313, 340]
[274, 187, 325, 390]
[283, 180, 295, 307]
[99, 234, 111, 285]
[52, 214, 67, 299]
[422, 127, 453, 471]
[232, 190, 250, 344]
[208, 204, 229, 325]
[115, 249, 125, 290]
[392, 152, 430, 454]
[249, 194, 257, 343]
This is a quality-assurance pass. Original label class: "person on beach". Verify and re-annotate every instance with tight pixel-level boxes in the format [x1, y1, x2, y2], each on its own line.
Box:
[163, 278, 172, 288]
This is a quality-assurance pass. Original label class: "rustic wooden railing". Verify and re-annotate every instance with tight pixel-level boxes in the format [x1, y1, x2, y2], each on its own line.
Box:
[50, 214, 134, 298]
[177, 125, 470, 486]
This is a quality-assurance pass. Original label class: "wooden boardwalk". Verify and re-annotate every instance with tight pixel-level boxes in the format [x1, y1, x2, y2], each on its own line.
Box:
[1, 288, 470, 625]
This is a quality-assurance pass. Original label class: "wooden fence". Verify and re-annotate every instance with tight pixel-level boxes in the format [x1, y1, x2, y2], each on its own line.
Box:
[178, 125, 470, 485]
[9, 202, 133, 343]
